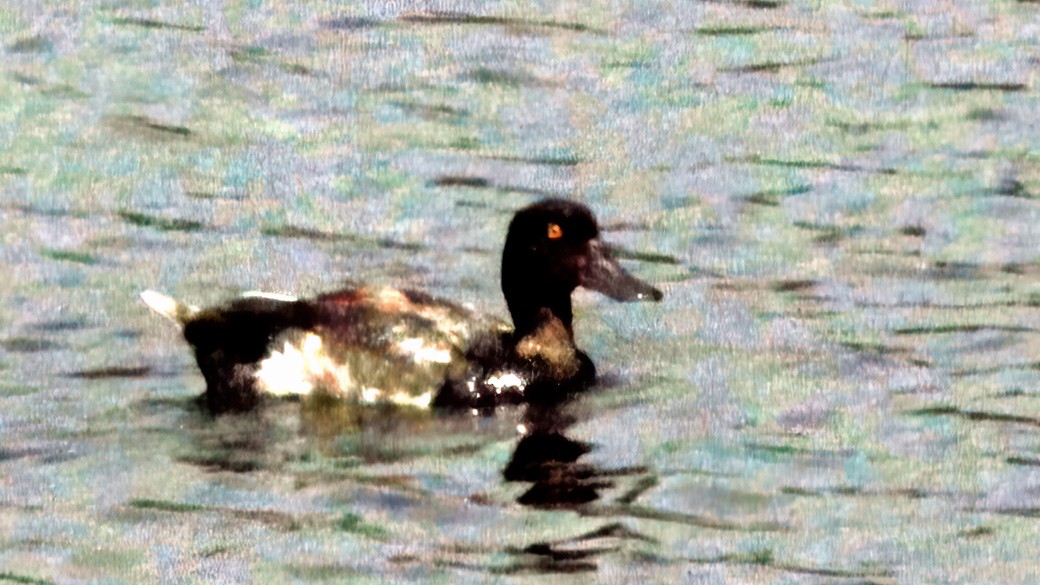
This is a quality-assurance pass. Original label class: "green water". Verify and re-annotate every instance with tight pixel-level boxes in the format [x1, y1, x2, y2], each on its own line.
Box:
[2, 1, 1040, 583]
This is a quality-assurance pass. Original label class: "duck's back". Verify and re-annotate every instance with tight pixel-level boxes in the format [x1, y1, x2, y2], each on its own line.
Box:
[174, 287, 509, 412]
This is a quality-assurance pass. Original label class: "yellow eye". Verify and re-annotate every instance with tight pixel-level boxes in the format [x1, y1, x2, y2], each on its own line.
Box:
[547, 223, 563, 239]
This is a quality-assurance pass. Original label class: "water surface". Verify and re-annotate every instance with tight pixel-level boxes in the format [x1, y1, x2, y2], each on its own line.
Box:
[2, 1, 1040, 583]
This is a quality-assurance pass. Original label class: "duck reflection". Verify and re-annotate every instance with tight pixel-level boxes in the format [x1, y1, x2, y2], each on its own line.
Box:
[165, 385, 656, 576]
[498, 386, 657, 574]
[505, 400, 603, 507]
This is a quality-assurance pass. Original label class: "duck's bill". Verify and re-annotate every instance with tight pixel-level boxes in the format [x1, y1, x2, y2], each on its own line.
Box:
[582, 240, 664, 302]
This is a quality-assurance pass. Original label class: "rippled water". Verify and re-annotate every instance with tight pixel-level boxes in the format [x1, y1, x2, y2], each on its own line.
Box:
[2, 1, 1040, 583]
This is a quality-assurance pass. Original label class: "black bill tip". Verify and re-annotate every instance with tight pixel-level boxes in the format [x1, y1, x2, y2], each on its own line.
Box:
[640, 286, 664, 302]
[582, 240, 664, 303]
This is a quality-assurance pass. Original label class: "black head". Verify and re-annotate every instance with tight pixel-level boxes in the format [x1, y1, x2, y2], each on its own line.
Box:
[501, 199, 662, 339]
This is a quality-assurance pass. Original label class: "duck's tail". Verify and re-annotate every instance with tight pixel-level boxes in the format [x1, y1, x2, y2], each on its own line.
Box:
[139, 290, 200, 326]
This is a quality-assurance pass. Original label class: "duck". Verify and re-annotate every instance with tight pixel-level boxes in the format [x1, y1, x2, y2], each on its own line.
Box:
[141, 199, 663, 413]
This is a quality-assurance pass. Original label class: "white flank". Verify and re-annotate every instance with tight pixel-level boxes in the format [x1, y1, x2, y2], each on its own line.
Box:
[354, 385, 433, 409]
[388, 391, 433, 409]
[394, 337, 453, 364]
[241, 291, 298, 302]
[486, 371, 526, 393]
[255, 333, 434, 409]
[360, 387, 383, 404]
[255, 332, 355, 397]
[139, 290, 199, 324]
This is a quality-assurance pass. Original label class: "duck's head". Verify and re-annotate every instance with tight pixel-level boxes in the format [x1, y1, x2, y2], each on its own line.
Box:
[501, 199, 663, 340]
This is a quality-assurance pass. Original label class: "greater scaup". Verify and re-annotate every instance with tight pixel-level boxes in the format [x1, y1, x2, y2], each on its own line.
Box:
[142, 199, 662, 413]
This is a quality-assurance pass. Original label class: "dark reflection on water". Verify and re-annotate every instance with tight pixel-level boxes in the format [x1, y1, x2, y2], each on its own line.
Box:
[138, 397, 288, 474]
[162, 383, 658, 574]
[147, 369, 792, 579]
[501, 390, 657, 574]
[168, 391, 521, 477]
[500, 522, 658, 575]
[506, 400, 601, 507]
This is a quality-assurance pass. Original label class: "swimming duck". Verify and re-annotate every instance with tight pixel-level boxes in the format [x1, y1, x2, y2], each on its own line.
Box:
[142, 199, 662, 413]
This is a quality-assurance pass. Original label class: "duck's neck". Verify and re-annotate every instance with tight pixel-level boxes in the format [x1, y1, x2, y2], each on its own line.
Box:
[501, 264, 592, 386]
[500, 230, 578, 342]
[505, 289, 574, 342]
